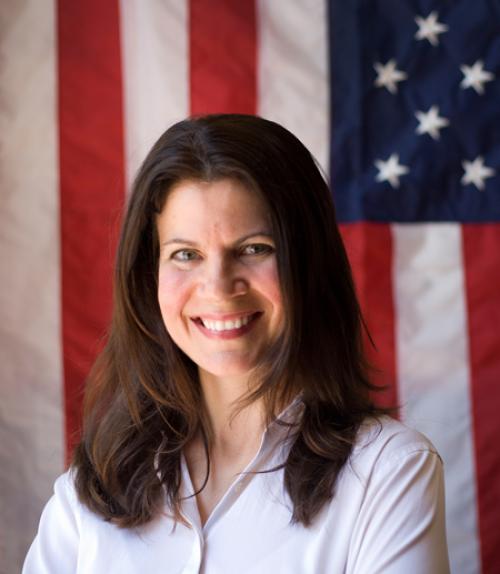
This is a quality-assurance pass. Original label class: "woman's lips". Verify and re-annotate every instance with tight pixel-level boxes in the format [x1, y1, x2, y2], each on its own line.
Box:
[191, 312, 262, 340]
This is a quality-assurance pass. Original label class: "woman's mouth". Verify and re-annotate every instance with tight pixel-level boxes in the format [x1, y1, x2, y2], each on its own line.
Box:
[191, 312, 262, 339]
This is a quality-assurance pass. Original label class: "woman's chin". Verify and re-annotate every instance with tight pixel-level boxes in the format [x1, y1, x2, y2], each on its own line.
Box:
[197, 359, 258, 382]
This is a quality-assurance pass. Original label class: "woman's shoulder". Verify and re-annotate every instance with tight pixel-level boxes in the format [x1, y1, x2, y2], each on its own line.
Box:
[51, 468, 81, 507]
[331, 419, 449, 572]
[44, 468, 83, 526]
[55, 467, 77, 490]
[350, 415, 441, 475]
[22, 470, 82, 573]
[37, 467, 97, 530]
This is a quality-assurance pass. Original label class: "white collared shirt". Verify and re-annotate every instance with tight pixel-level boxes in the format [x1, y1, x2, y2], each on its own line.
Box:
[23, 410, 450, 573]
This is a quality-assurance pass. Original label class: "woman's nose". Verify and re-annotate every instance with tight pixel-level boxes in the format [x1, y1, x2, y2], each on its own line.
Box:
[199, 257, 248, 300]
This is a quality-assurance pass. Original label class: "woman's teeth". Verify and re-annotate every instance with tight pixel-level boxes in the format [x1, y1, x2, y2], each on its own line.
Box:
[200, 314, 253, 332]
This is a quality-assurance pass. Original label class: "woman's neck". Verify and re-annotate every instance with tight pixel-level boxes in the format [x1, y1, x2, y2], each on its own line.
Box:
[197, 369, 266, 458]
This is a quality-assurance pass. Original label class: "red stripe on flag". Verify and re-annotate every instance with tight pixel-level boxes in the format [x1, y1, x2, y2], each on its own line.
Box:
[189, 0, 257, 114]
[57, 0, 125, 459]
[462, 223, 500, 573]
[340, 223, 398, 410]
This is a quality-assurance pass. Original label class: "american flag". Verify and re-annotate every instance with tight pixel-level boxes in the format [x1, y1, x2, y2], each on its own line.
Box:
[0, 1, 498, 572]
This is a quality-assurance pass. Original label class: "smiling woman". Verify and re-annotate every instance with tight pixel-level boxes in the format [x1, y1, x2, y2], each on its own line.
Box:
[23, 115, 450, 573]
[156, 178, 283, 382]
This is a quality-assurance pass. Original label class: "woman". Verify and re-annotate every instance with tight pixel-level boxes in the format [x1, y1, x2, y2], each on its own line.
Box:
[24, 114, 450, 573]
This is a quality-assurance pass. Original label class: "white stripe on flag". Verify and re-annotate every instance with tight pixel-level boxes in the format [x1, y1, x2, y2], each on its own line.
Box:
[393, 223, 481, 574]
[0, 1, 64, 571]
[257, 0, 330, 175]
[119, 0, 189, 188]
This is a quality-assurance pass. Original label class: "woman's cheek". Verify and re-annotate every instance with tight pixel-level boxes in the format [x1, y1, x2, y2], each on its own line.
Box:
[255, 259, 282, 304]
[157, 266, 192, 311]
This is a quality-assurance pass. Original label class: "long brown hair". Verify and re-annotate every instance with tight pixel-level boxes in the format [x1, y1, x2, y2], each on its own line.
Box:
[73, 114, 382, 527]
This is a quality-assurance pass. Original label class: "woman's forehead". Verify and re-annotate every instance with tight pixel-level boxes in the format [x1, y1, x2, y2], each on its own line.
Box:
[156, 178, 272, 241]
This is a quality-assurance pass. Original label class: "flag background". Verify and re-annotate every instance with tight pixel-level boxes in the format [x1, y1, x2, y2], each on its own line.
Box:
[1, 1, 498, 573]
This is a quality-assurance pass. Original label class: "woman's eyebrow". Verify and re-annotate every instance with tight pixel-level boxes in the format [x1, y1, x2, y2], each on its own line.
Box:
[160, 231, 274, 249]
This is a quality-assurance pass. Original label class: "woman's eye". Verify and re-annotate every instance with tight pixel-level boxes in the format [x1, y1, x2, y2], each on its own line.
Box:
[241, 243, 274, 256]
[171, 249, 199, 262]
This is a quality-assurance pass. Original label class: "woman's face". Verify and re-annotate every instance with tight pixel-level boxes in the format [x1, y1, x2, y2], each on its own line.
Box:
[156, 178, 283, 380]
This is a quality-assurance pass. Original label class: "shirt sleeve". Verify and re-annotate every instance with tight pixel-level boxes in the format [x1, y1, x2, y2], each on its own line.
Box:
[22, 472, 80, 574]
[347, 446, 451, 574]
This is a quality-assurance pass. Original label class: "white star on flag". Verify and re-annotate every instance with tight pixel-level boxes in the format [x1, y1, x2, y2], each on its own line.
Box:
[415, 106, 449, 140]
[375, 154, 409, 188]
[374, 60, 407, 94]
[460, 60, 495, 95]
[461, 157, 496, 190]
[415, 12, 449, 46]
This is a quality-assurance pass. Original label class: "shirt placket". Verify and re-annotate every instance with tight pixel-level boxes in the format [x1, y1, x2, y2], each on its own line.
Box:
[179, 460, 205, 574]
[178, 399, 303, 572]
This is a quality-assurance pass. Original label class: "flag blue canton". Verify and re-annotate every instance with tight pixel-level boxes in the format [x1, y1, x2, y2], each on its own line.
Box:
[329, 0, 500, 223]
